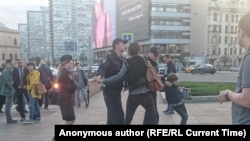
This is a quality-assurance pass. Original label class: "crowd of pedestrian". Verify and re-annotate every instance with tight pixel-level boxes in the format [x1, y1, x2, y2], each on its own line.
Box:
[0, 12, 250, 127]
[0, 57, 89, 125]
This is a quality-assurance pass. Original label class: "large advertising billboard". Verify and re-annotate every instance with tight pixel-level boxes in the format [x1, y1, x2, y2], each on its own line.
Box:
[92, 0, 116, 49]
[117, 0, 151, 42]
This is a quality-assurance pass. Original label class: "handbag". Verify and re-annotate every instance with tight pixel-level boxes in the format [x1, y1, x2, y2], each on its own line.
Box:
[35, 82, 47, 96]
[180, 88, 192, 100]
[142, 57, 164, 92]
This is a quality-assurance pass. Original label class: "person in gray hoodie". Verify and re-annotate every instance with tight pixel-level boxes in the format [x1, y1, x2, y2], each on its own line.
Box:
[74, 63, 89, 108]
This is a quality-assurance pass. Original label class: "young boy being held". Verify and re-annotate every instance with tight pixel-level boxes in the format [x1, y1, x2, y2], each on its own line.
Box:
[165, 73, 188, 125]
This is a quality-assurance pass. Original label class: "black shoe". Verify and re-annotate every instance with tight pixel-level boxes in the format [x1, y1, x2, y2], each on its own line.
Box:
[0, 110, 4, 113]
[44, 106, 48, 110]
[162, 110, 168, 113]
[78, 104, 81, 108]
[7, 120, 17, 124]
[85, 103, 89, 108]
[15, 106, 20, 113]
[21, 117, 25, 121]
[165, 111, 174, 114]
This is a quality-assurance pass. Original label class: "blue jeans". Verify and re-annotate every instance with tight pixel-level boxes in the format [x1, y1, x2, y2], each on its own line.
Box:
[5, 95, 14, 122]
[166, 104, 174, 112]
[76, 88, 88, 104]
[29, 96, 41, 120]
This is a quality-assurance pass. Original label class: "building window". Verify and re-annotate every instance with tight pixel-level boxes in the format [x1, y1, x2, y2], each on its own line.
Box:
[224, 48, 228, 55]
[226, 14, 228, 22]
[235, 26, 238, 33]
[230, 48, 233, 55]
[219, 36, 221, 44]
[212, 49, 216, 55]
[2, 54, 5, 61]
[231, 37, 234, 44]
[231, 26, 234, 33]
[218, 25, 221, 33]
[225, 26, 228, 33]
[15, 54, 18, 60]
[219, 48, 221, 55]
[225, 37, 228, 44]
[239, 48, 242, 55]
[213, 25, 216, 32]
[213, 13, 217, 22]
[9, 54, 13, 60]
[14, 38, 17, 46]
[231, 15, 234, 23]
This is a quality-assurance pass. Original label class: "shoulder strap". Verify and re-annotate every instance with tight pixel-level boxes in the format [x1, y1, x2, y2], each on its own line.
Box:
[141, 56, 149, 67]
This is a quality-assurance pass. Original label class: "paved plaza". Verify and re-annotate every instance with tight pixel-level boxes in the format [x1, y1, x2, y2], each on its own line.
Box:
[0, 88, 232, 141]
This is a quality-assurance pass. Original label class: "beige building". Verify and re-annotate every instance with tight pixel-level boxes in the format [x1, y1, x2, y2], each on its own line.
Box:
[190, 0, 250, 66]
[0, 23, 21, 65]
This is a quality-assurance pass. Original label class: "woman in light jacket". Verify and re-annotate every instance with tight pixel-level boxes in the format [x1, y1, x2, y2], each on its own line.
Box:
[24, 63, 41, 124]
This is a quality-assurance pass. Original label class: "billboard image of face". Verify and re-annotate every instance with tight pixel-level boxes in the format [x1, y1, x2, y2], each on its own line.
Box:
[92, 0, 116, 49]
[117, 0, 151, 42]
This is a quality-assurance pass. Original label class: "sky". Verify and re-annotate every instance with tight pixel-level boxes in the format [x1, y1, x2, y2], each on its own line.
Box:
[0, 0, 48, 30]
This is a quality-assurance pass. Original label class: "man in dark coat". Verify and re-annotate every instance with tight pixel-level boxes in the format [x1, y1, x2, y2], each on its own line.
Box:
[38, 60, 53, 109]
[162, 55, 177, 114]
[13, 59, 29, 121]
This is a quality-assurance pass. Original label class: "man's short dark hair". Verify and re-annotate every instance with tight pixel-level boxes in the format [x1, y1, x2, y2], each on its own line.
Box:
[5, 59, 12, 64]
[112, 38, 127, 49]
[75, 62, 80, 66]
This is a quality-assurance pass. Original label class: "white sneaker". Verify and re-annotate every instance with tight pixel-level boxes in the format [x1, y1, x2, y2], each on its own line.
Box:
[23, 119, 34, 124]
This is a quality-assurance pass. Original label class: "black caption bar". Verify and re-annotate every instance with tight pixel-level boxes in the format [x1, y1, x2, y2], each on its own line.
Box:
[55, 125, 250, 140]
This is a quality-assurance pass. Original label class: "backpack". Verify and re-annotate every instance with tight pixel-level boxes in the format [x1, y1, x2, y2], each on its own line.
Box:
[35, 82, 47, 96]
[142, 57, 164, 91]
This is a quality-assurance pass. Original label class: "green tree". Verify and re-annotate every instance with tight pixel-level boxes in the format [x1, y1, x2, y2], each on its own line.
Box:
[220, 55, 230, 66]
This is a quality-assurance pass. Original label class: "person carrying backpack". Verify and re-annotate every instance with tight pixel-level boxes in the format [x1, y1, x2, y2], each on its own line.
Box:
[38, 60, 53, 109]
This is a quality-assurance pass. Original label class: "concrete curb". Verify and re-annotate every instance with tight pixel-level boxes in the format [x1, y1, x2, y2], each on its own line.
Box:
[159, 92, 218, 103]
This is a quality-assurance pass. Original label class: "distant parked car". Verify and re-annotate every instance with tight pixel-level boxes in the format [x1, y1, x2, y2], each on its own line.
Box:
[185, 65, 197, 73]
[231, 66, 240, 72]
[192, 64, 216, 75]
[89, 64, 100, 75]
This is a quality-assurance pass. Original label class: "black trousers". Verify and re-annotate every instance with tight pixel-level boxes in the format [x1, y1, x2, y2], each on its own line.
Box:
[0, 95, 6, 111]
[16, 89, 28, 118]
[173, 103, 188, 125]
[143, 91, 159, 124]
[125, 92, 157, 125]
[103, 87, 124, 125]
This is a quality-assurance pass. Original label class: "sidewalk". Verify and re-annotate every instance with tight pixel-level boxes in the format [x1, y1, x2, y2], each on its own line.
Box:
[0, 90, 232, 141]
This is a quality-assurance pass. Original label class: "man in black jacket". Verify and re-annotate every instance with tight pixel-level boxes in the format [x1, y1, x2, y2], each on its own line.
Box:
[13, 59, 29, 121]
[143, 47, 161, 125]
[0, 63, 5, 113]
[162, 55, 177, 114]
[38, 60, 53, 109]
[94, 38, 127, 125]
